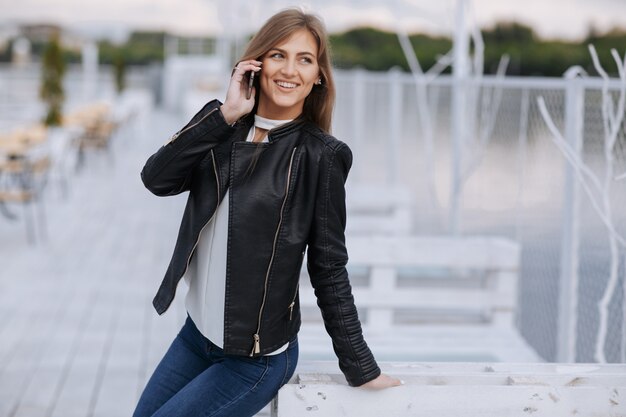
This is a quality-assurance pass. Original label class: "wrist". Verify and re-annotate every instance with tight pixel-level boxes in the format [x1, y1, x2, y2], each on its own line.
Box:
[219, 104, 240, 126]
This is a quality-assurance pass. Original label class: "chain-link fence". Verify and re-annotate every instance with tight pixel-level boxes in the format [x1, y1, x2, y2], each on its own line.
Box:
[333, 69, 626, 363]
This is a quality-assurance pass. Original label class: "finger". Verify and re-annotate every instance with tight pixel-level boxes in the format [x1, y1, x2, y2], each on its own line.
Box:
[232, 61, 262, 77]
[380, 375, 402, 387]
[377, 375, 403, 389]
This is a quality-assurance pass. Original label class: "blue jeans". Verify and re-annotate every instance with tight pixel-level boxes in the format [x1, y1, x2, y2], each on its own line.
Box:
[133, 316, 298, 417]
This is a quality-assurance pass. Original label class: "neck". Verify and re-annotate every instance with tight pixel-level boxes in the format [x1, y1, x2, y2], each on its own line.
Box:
[256, 100, 303, 120]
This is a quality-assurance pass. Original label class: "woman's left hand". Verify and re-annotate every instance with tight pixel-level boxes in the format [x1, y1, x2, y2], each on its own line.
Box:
[220, 60, 262, 125]
[360, 373, 403, 390]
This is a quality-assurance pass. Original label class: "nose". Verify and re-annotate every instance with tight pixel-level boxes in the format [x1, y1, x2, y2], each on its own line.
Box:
[280, 59, 297, 77]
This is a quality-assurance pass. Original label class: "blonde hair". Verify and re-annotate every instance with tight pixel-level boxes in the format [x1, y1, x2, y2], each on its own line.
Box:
[238, 8, 335, 133]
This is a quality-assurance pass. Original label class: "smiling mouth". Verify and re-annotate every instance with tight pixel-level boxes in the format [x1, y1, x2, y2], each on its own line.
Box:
[275, 80, 299, 89]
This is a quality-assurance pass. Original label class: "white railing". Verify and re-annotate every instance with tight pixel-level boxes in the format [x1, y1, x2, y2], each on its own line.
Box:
[332, 70, 626, 364]
[298, 236, 540, 363]
[273, 361, 626, 417]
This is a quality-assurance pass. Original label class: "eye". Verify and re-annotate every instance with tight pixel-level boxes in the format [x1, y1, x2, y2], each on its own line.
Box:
[300, 56, 313, 64]
[269, 52, 284, 60]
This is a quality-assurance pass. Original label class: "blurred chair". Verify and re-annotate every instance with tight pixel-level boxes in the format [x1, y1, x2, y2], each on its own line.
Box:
[47, 126, 82, 198]
[70, 103, 119, 170]
[0, 125, 51, 243]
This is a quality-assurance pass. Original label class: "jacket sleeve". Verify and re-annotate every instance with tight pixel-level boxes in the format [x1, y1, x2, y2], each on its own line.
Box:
[140, 100, 235, 196]
[306, 142, 381, 387]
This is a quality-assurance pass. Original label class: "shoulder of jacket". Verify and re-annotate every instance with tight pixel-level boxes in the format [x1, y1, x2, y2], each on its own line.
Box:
[300, 123, 350, 154]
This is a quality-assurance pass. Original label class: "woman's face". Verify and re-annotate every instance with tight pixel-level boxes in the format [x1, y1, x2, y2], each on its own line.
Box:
[256, 29, 320, 120]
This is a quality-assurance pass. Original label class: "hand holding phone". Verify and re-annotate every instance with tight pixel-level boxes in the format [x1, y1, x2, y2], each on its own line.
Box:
[246, 71, 256, 100]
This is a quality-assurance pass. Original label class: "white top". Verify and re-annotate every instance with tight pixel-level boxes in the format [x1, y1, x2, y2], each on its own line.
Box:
[184, 114, 293, 356]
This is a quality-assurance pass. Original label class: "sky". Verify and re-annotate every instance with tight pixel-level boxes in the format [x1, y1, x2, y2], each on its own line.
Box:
[0, 0, 625, 41]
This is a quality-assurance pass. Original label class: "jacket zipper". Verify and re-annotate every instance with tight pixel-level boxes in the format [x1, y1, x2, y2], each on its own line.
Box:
[288, 283, 299, 321]
[288, 250, 305, 321]
[250, 146, 298, 356]
[169, 107, 219, 143]
[211, 149, 221, 203]
[178, 149, 221, 281]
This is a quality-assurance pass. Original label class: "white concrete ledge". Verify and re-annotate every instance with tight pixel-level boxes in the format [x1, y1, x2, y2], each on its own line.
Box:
[273, 362, 626, 417]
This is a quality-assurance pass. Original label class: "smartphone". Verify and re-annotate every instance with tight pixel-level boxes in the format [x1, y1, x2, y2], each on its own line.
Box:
[246, 71, 256, 100]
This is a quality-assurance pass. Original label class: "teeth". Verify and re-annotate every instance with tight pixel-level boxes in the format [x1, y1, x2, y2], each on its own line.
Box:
[277, 81, 297, 88]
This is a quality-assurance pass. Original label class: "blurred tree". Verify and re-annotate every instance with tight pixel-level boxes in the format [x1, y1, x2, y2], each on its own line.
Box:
[113, 49, 126, 93]
[409, 34, 453, 73]
[2, 21, 623, 77]
[330, 27, 452, 72]
[39, 34, 66, 126]
[331, 27, 406, 71]
[99, 31, 165, 65]
[482, 21, 536, 44]
[482, 22, 586, 76]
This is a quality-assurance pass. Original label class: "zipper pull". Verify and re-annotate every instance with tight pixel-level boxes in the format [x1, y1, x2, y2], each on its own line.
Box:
[288, 302, 295, 321]
[250, 334, 261, 356]
[170, 128, 184, 142]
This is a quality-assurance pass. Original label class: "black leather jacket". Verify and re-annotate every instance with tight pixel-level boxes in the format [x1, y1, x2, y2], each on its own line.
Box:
[141, 100, 380, 386]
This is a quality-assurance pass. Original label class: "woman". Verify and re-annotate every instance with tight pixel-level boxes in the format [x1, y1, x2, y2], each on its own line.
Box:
[133, 8, 401, 417]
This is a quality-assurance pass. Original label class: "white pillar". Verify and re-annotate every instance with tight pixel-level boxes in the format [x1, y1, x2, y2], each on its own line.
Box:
[557, 76, 584, 362]
[449, 0, 470, 235]
[388, 67, 402, 185]
[351, 68, 366, 182]
[81, 42, 98, 101]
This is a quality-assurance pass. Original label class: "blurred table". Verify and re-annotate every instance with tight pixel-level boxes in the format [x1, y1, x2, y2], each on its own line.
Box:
[0, 125, 49, 220]
[0, 125, 47, 158]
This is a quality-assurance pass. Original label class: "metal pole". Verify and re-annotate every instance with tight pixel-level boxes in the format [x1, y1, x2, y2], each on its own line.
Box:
[388, 68, 402, 185]
[449, 0, 470, 235]
[622, 262, 626, 363]
[557, 77, 584, 362]
[352, 68, 366, 182]
[81, 42, 98, 101]
[515, 89, 530, 243]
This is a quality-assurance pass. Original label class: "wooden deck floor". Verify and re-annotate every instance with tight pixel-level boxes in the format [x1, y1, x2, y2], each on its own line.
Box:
[0, 108, 245, 417]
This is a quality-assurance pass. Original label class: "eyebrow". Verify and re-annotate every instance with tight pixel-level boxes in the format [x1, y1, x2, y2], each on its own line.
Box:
[269, 47, 316, 58]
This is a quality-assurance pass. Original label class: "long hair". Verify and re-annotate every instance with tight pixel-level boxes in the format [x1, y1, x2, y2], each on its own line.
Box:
[237, 8, 335, 133]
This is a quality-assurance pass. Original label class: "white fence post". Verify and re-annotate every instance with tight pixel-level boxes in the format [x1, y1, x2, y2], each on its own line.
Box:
[449, 0, 470, 235]
[81, 42, 98, 102]
[515, 89, 530, 243]
[367, 266, 396, 330]
[351, 68, 366, 181]
[557, 77, 584, 362]
[388, 68, 402, 185]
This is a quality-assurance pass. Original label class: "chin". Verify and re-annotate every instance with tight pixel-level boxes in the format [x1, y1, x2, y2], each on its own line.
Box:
[271, 96, 303, 111]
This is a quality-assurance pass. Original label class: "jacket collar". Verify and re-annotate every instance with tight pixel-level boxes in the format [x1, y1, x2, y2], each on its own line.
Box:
[236, 113, 307, 143]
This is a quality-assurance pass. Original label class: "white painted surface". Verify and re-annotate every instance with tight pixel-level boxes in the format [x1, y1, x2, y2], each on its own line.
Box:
[346, 184, 415, 235]
[297, 235, 540, 362]
[274, 362, 626, 417]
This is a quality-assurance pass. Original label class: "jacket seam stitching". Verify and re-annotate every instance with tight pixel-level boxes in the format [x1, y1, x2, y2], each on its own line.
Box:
[143, 107, 222, 186]
[323, 145, 359, 367]
[224, 143, 236, 350]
